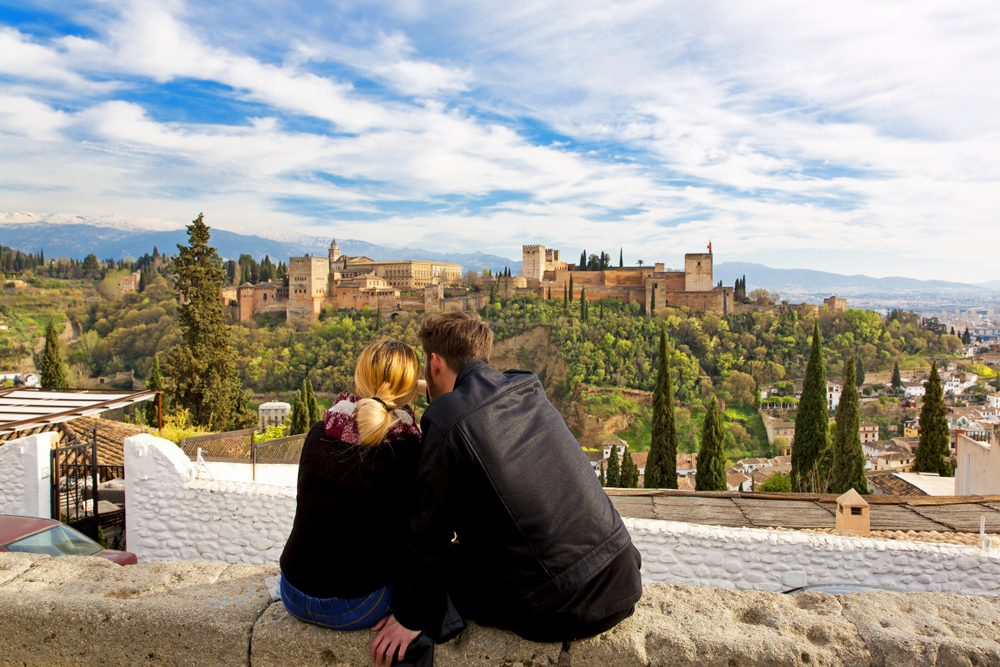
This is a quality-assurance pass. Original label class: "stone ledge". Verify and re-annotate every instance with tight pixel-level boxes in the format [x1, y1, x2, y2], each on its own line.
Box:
[1, 554, 998, 667]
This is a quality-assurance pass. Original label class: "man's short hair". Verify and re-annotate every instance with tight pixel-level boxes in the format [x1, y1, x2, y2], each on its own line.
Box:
[419, 311, 493, 374]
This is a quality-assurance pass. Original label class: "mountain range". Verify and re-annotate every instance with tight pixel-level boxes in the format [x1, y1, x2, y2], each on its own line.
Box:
[1, 213, 996, 295]
[0, 213, 520, 274]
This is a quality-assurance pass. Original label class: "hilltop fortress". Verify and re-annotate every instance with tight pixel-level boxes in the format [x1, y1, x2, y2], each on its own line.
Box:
[223, 240, 476, 327]
[520, 244, 734, 316]
[224, 239, 733, 326]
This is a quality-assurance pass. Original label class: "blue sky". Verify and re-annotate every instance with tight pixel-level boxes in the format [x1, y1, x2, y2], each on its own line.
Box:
[1, 0, 998, 280]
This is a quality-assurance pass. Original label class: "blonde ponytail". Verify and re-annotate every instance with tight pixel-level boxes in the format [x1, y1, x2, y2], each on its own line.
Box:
[353, 340, 420, 446]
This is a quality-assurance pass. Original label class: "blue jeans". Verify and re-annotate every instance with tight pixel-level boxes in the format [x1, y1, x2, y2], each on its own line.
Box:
[280, 573, 394, 631]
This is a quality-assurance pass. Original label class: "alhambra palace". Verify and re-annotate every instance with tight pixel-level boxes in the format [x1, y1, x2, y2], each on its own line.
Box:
[222, 239, 736, 326]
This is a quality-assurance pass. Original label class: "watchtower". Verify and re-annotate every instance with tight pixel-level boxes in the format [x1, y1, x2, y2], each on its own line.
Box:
[238, 283, 254, 322]
[522, 245, 545, 283]
[684, 253, 713, 292]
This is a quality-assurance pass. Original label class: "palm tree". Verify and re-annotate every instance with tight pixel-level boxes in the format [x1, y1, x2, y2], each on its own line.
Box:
[637, 260, 645, 267]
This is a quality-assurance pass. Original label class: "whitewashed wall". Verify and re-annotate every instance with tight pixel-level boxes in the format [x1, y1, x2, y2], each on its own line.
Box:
[125, 435, 1000, 597]
[202, 461, 299, 487]
[627, 517, 1000, 597]
[0, 434, 51, 518]
[124, 434, 296, 565]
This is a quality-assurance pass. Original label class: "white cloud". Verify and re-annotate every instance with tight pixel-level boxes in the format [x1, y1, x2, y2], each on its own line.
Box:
[0, 0, 998, 280]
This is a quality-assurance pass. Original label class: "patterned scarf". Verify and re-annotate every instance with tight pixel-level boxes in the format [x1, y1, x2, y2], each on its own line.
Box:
[323, 391, 421, 445]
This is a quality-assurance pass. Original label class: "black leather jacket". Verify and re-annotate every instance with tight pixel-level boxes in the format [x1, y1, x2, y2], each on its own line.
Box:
[393, 361, 634, 631]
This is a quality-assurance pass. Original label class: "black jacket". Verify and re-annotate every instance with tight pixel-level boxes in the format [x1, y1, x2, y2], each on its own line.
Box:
[280, 421, 422, 599]
[393, 361, 635, 630]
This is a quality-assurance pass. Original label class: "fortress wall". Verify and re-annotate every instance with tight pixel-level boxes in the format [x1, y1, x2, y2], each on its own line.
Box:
[122, 436, 1000, 598]
[0, 433, 50, 518]
[2, 552, 1000, 667]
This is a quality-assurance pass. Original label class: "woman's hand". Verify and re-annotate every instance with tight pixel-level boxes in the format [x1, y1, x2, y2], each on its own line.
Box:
[371, 614, 421, 666]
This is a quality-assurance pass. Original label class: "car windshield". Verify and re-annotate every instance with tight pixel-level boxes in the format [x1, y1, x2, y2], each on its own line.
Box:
[4, 524, 103, 557]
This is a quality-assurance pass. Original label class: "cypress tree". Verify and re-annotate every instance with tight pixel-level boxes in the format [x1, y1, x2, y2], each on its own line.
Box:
[621, 446, 639, 488]
[580, 250, 586, 269]
[619, 248, 623, 268]
[891, 361, 902, 391]
[563, 283, 568, 311]
[855, 357, 865, 387]
[164, 214, 252, 430]
[645, 328, 677, 489]
[696, 398, 727, 491]
[145, 356, 165, 426]
[606, 445, 621, 487]
[39, 318, 68, 389]
[913, 363, 953, 476]
[832, 356, 867, 494]
[304, 378, 322, 425]
[599, 461, 606, 487]
[569, 275, 574, 302]
[792, 322, 829, 492]
[580, 287, 587, 320]
[288, 388, 309, 435]
[600, 300, 604, 320]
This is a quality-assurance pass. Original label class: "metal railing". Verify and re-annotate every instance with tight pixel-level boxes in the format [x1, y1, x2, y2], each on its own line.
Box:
[178, 428, 255, 461]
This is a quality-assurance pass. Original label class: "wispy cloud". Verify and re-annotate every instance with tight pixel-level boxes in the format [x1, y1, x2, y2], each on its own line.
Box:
[0, 0, 997, 280]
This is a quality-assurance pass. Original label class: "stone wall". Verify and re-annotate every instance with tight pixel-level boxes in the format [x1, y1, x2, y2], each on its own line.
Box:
[124, 436, 1000, 597]
[2, 553, 998, 667]
[0, 433, 50, 518]
[631, 518, 1000, 597]
[956, 433, 999, 495]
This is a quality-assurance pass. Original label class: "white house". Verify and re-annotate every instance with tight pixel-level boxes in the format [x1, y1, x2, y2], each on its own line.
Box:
[827, 382, 842, 410]
[902, 381, 926, 398]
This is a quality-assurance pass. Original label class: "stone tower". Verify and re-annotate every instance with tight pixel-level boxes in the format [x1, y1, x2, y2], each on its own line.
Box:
[328, 238, 342, 280]
[684, 253, 713, 292]
[522, 245, 545, 283]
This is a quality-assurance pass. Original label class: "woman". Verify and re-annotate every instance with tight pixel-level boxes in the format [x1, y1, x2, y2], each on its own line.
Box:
[279, 339, 423, 631]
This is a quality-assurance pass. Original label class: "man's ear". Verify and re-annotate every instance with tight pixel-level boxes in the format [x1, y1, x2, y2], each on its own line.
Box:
[430, 352, 442, 377]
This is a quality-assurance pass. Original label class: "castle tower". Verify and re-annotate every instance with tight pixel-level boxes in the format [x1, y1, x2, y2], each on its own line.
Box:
[329, 238, 342, 281]
[522, 245, 545, 283]
[238, 283, 255, 322]
[684, 253, 713, 292]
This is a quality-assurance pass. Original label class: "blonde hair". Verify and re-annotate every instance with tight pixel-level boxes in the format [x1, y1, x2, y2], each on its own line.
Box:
[353, 339, 420, 446]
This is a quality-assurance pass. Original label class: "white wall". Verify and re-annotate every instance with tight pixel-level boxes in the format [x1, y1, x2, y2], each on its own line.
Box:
[956, 433, 999, 495]
[0, 434, 51, 518]
[627, 517, 1000, 597]
[125, 434, 296, 565]
[202, 461, 299, 487]
[124, 435, 1000, 597]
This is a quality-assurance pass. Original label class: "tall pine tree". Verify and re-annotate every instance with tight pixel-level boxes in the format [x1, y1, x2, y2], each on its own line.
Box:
[912, 362, 953, 476]
[164, 214, 253, 430]
[39, 318, 68, 389]
[832, 356, 867, 494]
[696, 398, 727, 491]
[644, 327, 677, 489]
[855, 357, 865, 387]
[605, 445, 621, 488]
[580, 287, 588, 320]
[792, 321, 829, 492]
[891, 361, 902, 391]
[619, 248, 623, 268]
[569, 275, 574, 302]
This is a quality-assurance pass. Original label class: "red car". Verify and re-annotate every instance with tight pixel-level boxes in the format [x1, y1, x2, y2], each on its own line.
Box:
[0, 515, 137, 565]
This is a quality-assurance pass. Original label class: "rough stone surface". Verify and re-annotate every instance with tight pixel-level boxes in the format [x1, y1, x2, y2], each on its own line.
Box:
[3, 553, 1000, 667]
[841, 591, 1000, 667]
[0, 555, 274, 667]
[0, 437, 27, 515]
[571, 584, 871, 667]
[251, 601, 564, 667]
[0, 551, 46, 586]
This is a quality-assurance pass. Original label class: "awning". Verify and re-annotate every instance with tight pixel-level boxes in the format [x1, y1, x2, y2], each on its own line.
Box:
[0, 388, 159, 437]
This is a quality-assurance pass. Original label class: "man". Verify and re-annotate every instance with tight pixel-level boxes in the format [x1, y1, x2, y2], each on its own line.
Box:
[372, 312, 642, 665]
